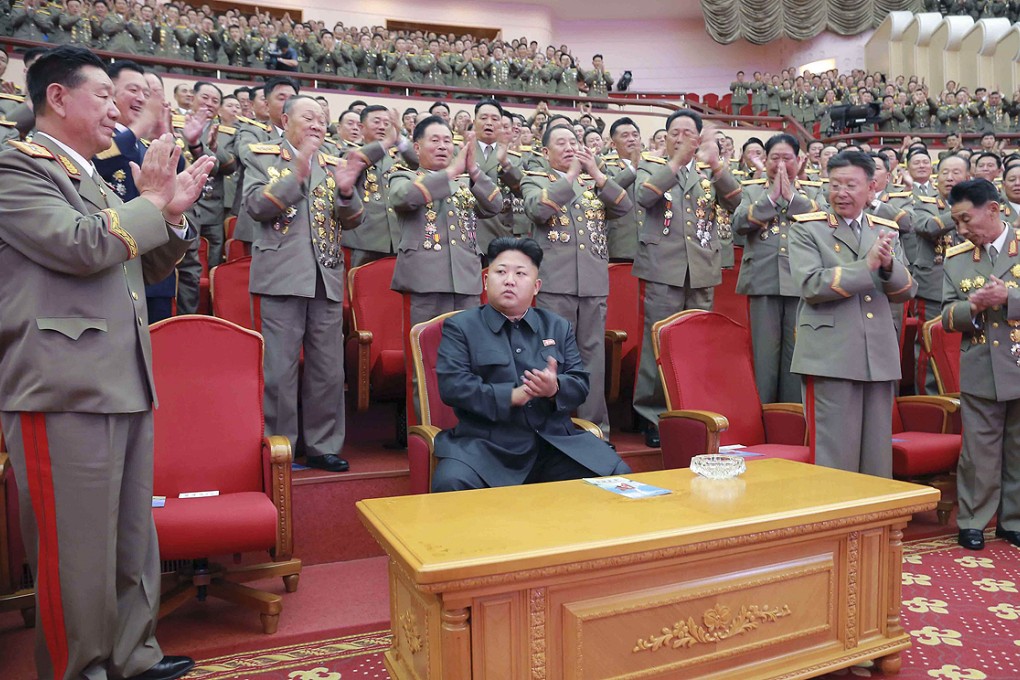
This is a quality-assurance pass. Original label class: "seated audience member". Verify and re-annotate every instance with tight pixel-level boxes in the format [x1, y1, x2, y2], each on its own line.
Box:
[431, 236, 631, 492]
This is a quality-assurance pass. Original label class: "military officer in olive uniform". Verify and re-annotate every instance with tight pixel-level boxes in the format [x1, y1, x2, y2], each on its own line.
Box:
[605, 116, 645, 261]
[941, 178, 1020, 551]
[631, 110, 743, 441]
[790, 150, 916, 477]
[733, 133, 820, 404]
[583, 54, 613, 100]
[389, 115, 503, 327]
[243, 96, 366, 473]
[471, 100, 525, 255]
[521, 126, 633, 434]
[729, 72, 750, 115]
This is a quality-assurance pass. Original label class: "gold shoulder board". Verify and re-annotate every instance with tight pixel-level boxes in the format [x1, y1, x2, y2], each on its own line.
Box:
[696, 161, 710, 169]
[791, 211, 829, 222]
[0, 119, 16, 128]
[946, 241, 976, 258]
[95, 142, 122, 160]
[523, 170, 548, 176]
[217, 125, 237, 135]
[641, 153, 667, 165]
[887, 191, 911, 198]
[799, 180, 822, 187]
[519, 145, 533, 152]
[8, 140, 54, 159]
[0, 93, 25, 103]
[917, 195, 938, 204]
[321, 154, 339, 166]
[868, 215, 899, 230]
[391, 164, 413, 173]
[249, 143, 281, 154]
[741, 178, 767, 185]
[506, 149, 521, 158]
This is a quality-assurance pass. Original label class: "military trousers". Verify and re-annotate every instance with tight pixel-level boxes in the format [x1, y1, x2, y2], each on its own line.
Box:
[0, 411, 163, 680]
[749, 295, 801, 404]
[802, 376, 895, 478]
[633, 280, 714, 427]
[956, 392, 1020, 532]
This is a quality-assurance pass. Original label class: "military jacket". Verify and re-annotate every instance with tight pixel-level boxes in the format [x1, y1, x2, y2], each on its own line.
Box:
[911, 194, 959, 301]
[232, 116, 276, 242]
[341, 140, 418, 254]
[941, 229, 1020, 401]
[521, 170, 632, 297]
[388, 167, 503, 295]
[632, 156, 743, 288]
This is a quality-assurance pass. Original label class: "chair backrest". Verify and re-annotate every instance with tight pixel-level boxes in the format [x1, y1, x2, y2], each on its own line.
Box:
[713, 248, 749, 328]
[654, 310, 766, 446]
[225, 238, 247, 262]
[348, 258, 403, 376]
[410, 311, 463, 430]
[703, 93, 720, 108]
[150, 316, 266, 497]
[606, 262, 641, 378]
[210, 257, 257, 331]
[922, 317, 961, 395]
[224, 215, 237, 241]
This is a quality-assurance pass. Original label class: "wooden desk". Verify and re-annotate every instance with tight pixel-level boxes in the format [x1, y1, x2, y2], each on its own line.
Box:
[357, 459, 939, 680]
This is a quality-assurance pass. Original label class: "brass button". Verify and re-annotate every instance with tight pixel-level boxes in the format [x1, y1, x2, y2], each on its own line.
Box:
[451, 239, 457, 245]
[780, 233, 787, 239]
[780, 247, 786, 252]
[864, 295, 872, 302]
[578, 229, 584, 235]
[388, 208, 394, 213]
[993, 305, 1001, 311]
[576, 216, 583, 222]
[579, 243, 585, 249]
[866, 312, 874, 319]
[993, 322, 1000, 329]
[450, 225, 456, 230]
[994, 340, 1000, 346]
[448, 210, 455, 216]
[137, 317, 143, 326]
[686, 207, 692, 213]
[686, 236, 692, 240]
[132, 292, 139, 300]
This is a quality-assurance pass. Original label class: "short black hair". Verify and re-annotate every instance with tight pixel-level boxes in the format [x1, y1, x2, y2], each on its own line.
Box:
[937, 153, 968, 171]
[765, 133, 800, 157]
[542, 124, 578, 148]
[108, 59, 145, 83]
[233, 86, 250, 97]
[981, 131, 997, 140]
[869, 152, 890, 172]
[974, 151, 1002, 168]
[948, 178, 1000, 207]
[487, 236, 543, 269]
[338, 109, 360, 125]
[412, 114, 450, 141]
[474, 98, 503, 117]
[665, 109, 703, 134]
[582, 127, 601, 145]
[348, 99, 368, 109]
[193, 80, 223, 99]
[28, 45, 106, 115]
[282, 95, 317, 116]
[360, 104, 388, 123]
[609, 116, 639, 138]
[545, 114, 572, 130]
[826, 149, 875, 179]
[22, 46, 50, 68]
[264, 75, 300, 98]
[429, 101, 450, 114]
[593, 53, 604, 60]
[403, 107, 418, 117]
[741, 136, 764, 154]
[906, 147, 931, 162]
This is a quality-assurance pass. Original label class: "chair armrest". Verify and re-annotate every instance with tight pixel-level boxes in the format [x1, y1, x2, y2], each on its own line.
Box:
[658, 410, 728, 469]
[571, 418, 605, 440]
[0, 452, 8, 474]
[262, 435, 295, 561]
[408, 425, 441, 494]
[603, 329, 627, 404]
[896, 395, 959, 435]
[0, 451, 11, 594]
[761, 402, 807, 445]
[347, 330, 372, 412]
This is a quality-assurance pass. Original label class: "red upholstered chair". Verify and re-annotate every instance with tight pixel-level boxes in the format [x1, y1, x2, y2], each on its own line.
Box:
[224, 215, 237, 241]
[406, 311, 604, 494]
[224, 238, 248, 262]
[345, 258, 405, 413]
[150, 316, 301, 634]
[890, 395, 961, 524]
[653, 310, 810, 469]
[899, 303, 920, 394]
[605, 263, 640, 404]
[197, 237, 211, 314]
[719, 93, 732, 111]
[210, 257, 259, 332]
[703, 93, 720, 109]
[714, 246, 749, 328]
[921, 317, 961, 397]
[0, 427, 34, 627]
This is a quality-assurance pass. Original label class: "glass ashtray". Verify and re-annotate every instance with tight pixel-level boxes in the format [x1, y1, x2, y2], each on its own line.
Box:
[690, 454, 746, 479]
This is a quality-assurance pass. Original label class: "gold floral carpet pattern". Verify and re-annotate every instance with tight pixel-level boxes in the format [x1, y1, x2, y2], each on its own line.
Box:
[184, 533, 1020, 680]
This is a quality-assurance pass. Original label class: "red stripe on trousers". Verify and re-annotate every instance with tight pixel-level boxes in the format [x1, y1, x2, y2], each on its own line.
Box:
[20, 413, 69, 680]
[804, 377, 817, 464]
[402, 293, 417, 427]
[915, 298, 929, 388]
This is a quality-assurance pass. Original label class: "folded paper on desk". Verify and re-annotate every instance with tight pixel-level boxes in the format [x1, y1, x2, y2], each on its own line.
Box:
[718, 444, 766, 458]
[584, 476, 672, 499]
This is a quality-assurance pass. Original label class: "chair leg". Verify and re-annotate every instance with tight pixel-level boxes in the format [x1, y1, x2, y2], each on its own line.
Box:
[260, 612, 280, 634]
[158, 580, 199, 620]
[207, 579, 283, 634]
[283, 573, 299, 593]
[936, 499, 954, 526]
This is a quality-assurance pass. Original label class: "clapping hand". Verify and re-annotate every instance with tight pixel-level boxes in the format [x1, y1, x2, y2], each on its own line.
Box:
[969, 276, 1009, 312]
[865, 229, 896, 272]
[522, 355, 559, 399]
[334, 153, 366, 196]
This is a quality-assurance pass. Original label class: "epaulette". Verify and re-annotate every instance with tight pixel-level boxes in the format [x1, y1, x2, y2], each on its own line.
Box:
[791, 211, 829, 222]
[696, 161, 710, 170]
[238, 116, 272, 132]
[248, 143, 281, 154]
[519, 145, 533, 153]
[321, 153, 339, 166]
[887, 191, 912, 198]
[0, 93, 25, 103]
[171, 114, 185, 127]
[641, 153, 667, 164]
[799, 179, 823, 187]
[868, 214, 900, 230]
[507, 149, 521, 158]
[0, 119, 15, 128]
[917, 195, 938, 204]
[95, 142, 122, 160]
[523, 170, 548, 176]
[391, 164, 414, 173]
[7, 140, 53, 159]
[819, 177, 830, 183]
[452, 133, 464, 142]
[946, 241, 976, 258]
[602, 153, 619, 161]
[217, 125, 236, 135]
[741, 177, 767, 185]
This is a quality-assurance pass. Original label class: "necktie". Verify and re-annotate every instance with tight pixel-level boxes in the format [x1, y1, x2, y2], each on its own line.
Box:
[680, 166, 689, 186]
[989, 245, 999, 264]
[850, 220, 861, 238]
[482, 145, 491, 159]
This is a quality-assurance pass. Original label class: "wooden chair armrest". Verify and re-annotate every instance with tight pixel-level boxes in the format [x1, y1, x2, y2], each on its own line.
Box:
[262, 435, 294, 561]
[571, 418, 605, 440]
[895, 395, 960, 413]
[603, 329, 627, 404]
[658, 410, 729, 469]
[408, 425, 442, 493]
[0, 452, 8, 474]
[353, 330, 372, 412]
[761, 402, 805, 416]
[761, 402, 807, 445]
[896, 395, 960, 434]
[659, 409, 729, 432]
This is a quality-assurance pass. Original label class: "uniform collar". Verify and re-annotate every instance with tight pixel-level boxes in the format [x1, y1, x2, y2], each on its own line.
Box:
[483, 304, 538, 333]
[987, 223, 1009, 256]
[35, 132, 94, 177]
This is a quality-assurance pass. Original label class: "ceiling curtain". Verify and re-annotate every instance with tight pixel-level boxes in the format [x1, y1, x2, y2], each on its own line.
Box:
[700, 0, 922, 44]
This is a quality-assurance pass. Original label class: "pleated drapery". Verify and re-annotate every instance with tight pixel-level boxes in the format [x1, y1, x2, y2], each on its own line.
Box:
[700, 0, 923, 44]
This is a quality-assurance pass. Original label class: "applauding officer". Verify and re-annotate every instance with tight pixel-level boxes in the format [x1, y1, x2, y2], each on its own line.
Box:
[0, 46, 213, 680]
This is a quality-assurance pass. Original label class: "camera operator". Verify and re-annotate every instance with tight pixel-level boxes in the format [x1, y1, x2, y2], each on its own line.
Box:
[267, 36, 299, 72]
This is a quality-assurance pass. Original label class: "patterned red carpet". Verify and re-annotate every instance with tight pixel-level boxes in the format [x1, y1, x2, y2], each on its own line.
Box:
[184, 533, 1020, 680]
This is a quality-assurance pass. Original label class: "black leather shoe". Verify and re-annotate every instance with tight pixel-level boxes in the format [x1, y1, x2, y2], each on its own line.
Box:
[644, 425, 660, 449]
[995, 527, 1020, 547]
[958, 529, 985, 551]
[129, 656, 195, 680]
[305, 453, 350, 472]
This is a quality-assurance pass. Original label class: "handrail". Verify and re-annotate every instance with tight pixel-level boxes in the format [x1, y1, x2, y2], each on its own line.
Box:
[820, 130, 1020, 148]
[0, 36, 686, 116]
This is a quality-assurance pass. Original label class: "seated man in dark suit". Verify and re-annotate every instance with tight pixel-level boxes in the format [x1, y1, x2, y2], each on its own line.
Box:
[432, 236, 630, 492]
